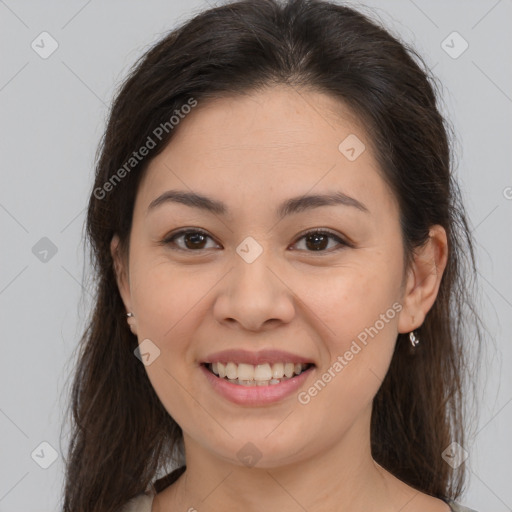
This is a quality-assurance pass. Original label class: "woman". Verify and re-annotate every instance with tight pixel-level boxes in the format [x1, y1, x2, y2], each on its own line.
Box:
[62, 0, 484, 510]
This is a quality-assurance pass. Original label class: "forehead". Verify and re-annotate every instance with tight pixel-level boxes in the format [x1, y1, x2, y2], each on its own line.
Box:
[136, 85, 396, 219]
[165, 85, 370, 157]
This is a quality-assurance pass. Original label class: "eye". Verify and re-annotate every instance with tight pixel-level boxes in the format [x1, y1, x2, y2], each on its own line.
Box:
[162, 229, 220, 251]
[291, 229, 349, 253]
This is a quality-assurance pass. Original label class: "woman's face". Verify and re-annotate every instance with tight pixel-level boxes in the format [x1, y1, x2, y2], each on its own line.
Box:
[113, 85, 436, 468]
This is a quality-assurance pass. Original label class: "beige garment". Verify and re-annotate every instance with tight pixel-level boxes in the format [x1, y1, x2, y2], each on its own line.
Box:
[119, 492, 154, 512]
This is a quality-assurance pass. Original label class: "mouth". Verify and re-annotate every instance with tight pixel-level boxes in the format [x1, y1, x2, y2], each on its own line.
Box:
[201, 361, 315, 387]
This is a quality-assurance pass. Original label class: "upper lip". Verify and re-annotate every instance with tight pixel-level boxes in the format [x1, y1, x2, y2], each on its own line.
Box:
[203, 349, 315, 366]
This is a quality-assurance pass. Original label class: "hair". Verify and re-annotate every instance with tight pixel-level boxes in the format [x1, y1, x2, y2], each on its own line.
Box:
[60, 0, 486, 510]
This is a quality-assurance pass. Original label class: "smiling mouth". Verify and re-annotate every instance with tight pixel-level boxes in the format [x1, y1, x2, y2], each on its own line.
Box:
[202, 362, 315, 386]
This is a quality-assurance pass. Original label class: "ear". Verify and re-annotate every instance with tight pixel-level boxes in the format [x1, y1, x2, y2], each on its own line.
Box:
[397, 225, 448, 333]
[111, 234, 137, 334]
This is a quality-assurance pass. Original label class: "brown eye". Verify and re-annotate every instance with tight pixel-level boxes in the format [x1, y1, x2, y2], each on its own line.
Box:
[164, 229, 219, 251]
[292, 230, 348, 253]
[305, 232, 329, 251]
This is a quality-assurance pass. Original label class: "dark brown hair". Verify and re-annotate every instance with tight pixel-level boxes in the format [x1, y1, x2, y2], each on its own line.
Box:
[60, 0, 485, 510]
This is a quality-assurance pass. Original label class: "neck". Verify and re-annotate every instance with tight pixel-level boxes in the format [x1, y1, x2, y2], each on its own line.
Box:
[164, 407, 402, 512]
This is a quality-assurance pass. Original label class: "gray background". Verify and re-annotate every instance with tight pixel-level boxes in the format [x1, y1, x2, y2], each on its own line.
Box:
[1, 0, 511, 510]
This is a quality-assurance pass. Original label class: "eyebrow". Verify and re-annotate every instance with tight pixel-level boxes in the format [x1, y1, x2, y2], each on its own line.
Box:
[147, 189, 369, 218]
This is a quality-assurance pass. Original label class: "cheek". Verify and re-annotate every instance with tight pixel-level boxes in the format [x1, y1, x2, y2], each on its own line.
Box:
[300, 263, 401, 346]
[129, 260, 213, 423]
[130, 257, 211, 342]
[293, 260, 402, 409]
[293, 270, 400, 437]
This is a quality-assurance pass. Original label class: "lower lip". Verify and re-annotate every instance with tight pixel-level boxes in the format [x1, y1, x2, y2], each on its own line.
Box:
[200, 364, 314, 406]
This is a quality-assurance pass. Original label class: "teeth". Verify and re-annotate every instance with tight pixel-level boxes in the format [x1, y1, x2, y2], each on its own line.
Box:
[254, 363, 272, 381]
[272, 362, 284, 379]
[208, 361, 310, 385]
[225, 362, 237, 380]
[237, 363, 255, 381]
[284, 362, 295, 378]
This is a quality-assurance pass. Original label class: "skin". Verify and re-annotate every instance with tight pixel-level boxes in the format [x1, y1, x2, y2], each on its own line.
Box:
[112, 85, 449, 512]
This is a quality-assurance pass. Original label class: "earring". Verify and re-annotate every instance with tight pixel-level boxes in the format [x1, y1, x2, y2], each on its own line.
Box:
[409, 330, 419, 347]
[126, 312, 136, 334]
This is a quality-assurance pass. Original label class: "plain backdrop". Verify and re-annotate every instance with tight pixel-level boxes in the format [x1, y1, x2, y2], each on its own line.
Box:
[1, 1, 511, 511]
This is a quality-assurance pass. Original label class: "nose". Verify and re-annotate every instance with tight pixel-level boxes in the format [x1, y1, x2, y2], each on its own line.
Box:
[213, 251, 296, 332]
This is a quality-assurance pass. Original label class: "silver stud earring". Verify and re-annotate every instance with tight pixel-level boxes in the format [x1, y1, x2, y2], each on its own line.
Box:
[409, 330, 419, 347]
[126, 312, 134, 317]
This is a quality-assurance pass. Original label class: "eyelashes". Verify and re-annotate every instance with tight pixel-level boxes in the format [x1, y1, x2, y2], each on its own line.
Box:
[161, 228, 352, 254]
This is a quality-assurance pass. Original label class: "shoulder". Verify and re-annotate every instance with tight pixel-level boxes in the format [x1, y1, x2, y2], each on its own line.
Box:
[119, 492, 155, 512]
[445, 500, 479, 512]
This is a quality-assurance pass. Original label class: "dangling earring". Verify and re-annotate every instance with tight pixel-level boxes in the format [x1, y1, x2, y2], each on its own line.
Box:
[409, 330, 419, 347]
